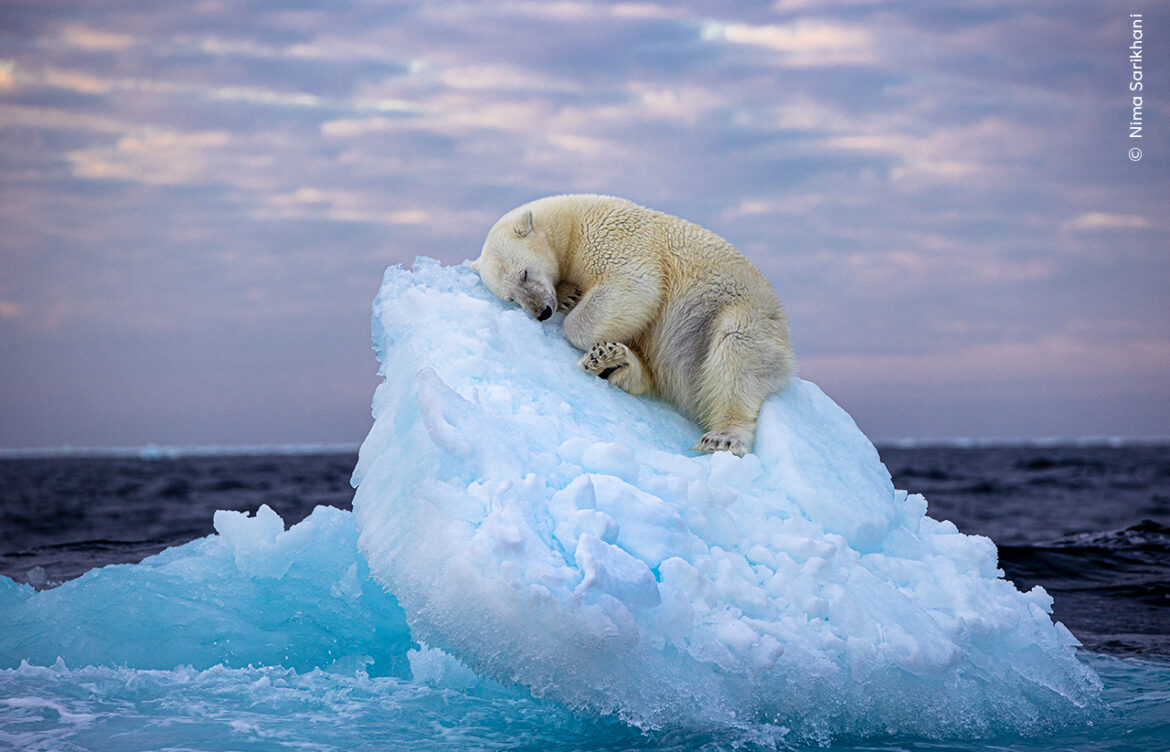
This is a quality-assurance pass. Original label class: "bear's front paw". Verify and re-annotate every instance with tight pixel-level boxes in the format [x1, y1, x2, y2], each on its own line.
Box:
[694, 430, 748, 457]
[579, 342, 630, 380]
[556, 283, 583, 314]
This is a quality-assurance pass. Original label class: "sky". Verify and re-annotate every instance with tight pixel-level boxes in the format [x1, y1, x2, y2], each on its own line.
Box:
[0, 0, 1166, 448]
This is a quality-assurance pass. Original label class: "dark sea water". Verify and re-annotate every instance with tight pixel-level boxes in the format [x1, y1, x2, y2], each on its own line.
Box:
[0, 450, 359, 588]
[1, 444, 1168, 750]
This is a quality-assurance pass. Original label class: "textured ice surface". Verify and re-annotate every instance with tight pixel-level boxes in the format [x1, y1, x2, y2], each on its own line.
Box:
[351, 259, 1102, 741]
[0, 505, 413, 677]
[0, 504, 650, 750]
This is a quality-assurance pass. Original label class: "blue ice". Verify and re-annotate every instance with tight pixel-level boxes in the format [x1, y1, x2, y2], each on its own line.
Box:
[1, 505, 412, 677]
[351, 259, 1100, 739]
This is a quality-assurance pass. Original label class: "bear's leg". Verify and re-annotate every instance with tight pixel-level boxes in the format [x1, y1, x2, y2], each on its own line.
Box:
[693, 308, 794, 457]
[579, 342, 653, 396]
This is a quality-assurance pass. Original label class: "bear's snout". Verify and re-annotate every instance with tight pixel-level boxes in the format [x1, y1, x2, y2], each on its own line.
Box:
[517, 281, 556, 323]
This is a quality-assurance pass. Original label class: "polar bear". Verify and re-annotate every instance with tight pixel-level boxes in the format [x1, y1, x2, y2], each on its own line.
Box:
[472, 194, 796, 456]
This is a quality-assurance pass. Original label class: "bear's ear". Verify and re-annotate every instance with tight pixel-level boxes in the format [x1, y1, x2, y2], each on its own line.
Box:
[513, 210, 534, 238]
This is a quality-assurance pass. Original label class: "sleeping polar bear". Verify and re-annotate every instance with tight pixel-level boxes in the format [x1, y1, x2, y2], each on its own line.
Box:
[472, 194, 796, 457]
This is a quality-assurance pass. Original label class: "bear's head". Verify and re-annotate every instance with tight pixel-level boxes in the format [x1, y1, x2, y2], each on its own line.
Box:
[472, 208, 559, 322]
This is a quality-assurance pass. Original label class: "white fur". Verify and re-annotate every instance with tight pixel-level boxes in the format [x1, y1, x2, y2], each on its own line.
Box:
[473, 194, 796, 456]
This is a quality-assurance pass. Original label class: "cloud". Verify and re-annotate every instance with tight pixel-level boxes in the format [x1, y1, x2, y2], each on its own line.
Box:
[1065, 212, 1151, 231]
[482, 1, 683, 22]
[628, 82, 724, 125]
[818, 113, 1039, 187]
[252, 187, 491, 229]
[611, 3, 686, 20]
[700, 19, 876, 66]
[722, 194, 826, 218]
[59, 24, 136, 52]
[802, 335, 1170, 391]
[838, 247, 1054, 290]
[67, 130, 233, 185]
[771, 0, 883, 9]
[320, 117, 406, 138]
[39, 66, 113, 95]
[435, 63, 581, 93]
[182, 33, 413, 69]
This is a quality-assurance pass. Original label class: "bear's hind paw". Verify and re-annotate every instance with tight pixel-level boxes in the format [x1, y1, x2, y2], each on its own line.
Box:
[694, 430, 749, 457]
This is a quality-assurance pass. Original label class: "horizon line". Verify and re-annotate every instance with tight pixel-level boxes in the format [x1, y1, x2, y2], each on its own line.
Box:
[2, 436, 1169, 460]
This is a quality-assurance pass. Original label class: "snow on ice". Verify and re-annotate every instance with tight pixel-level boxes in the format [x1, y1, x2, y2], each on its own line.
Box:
[350, 259, 1101, 739]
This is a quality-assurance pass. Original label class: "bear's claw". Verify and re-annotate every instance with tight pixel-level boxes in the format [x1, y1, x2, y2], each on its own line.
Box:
[556, 283, 584, 314]
[580, 342, 630, 379]
[694, 430, 748, 457]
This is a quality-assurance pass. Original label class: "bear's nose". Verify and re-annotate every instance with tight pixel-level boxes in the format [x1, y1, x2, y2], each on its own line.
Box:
[537, 306, 553, 322]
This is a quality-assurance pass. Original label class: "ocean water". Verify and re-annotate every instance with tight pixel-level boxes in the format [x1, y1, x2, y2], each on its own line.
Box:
[1, 444, 1167, 751]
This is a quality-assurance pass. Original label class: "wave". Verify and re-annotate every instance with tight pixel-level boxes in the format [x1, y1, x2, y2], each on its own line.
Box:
[998, 521, 1170, 656]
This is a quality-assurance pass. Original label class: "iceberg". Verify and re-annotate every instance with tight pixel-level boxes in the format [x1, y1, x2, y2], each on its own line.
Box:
[351, 258, 1101, 741]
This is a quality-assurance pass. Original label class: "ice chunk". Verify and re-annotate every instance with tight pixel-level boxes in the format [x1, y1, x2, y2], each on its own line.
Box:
[0, 506, 414, 677]
[574, 533, 661, 609]
[407, 642, 480, 689]
[352, 259, 1101, 740]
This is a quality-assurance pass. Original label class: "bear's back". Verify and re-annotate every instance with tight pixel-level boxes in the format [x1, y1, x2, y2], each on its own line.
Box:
[536, 194, 780, 314]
